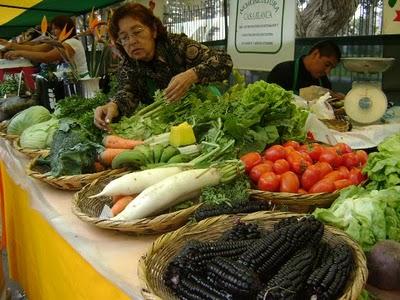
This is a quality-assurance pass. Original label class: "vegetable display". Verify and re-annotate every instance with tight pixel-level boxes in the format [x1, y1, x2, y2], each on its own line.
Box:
[19, 118, 59, 149]
[241, 141, 367, 194]
[7, 105, 51, 135]
[363, 132, 400, 190]
[164, 216, 354, 300]
[313, 185, 400, 251]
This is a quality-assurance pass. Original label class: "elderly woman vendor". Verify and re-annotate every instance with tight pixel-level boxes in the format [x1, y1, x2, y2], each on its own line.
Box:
[94, 3, 233, 131]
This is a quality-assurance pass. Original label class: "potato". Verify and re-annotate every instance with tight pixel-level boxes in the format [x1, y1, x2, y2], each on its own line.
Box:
[367, 240, 400, 290]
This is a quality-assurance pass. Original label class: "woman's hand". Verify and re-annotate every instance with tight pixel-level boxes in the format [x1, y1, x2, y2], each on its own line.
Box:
[94, 102, 119, 131]
[4, 50, 21, 60]
[164, 69, 198, 102]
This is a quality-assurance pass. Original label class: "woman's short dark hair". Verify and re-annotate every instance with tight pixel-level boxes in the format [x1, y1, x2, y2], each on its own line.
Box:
[308, 40, 341, 62]
[109, 3, 167, 42]
[51, 15, 76, 37]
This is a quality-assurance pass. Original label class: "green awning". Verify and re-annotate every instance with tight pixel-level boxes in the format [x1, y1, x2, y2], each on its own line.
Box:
[0, 0, 124, 39]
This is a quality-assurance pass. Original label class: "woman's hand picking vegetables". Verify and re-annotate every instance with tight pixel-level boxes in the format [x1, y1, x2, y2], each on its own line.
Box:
[94, 101, 119, 131]
[164, 69, 198, 103]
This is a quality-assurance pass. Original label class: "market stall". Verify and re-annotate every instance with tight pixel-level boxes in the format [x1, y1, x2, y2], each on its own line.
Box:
[0, 138, 154, 299]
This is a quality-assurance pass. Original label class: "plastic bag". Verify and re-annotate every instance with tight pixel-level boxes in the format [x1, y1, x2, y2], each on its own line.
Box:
[309, 92, 335, 120]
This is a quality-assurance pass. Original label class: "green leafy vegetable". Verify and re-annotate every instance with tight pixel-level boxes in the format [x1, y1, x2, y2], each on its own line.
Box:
[7, 105, 51, 135]
[19, 118, 59, 149]
[200, 174, 251, 206]
[313, 185, 400, 251]
[37, 120, 103, 176]
[363, 133, 400, 189]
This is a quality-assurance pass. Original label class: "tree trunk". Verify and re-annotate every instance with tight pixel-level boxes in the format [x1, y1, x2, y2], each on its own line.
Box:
[296, 0, 358, 37]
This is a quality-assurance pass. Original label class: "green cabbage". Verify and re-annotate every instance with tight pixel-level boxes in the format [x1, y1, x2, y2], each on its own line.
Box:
[20, 118, 59, 149]
[7, 105, 51, 135]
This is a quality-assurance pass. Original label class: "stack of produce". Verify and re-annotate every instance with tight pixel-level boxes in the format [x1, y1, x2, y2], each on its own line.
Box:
[241, 141, 367, 194]
[91, 161, 244, 220]
[163, 216, 354, 300]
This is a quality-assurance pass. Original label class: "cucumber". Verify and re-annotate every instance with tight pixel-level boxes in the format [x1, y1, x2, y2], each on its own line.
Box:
[159, 145, 180, 163]
[134, 144, 154, 164]
[111, 150, 147, 169]
[152, 144, 165, 164]
[167, 153, 191, 164]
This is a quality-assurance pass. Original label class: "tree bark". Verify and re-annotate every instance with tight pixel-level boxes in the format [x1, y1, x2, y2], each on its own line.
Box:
[296, 0, 358, 37]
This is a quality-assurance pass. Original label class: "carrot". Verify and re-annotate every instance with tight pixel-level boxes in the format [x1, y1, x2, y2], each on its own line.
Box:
[99, 148, 129, 166]
[94, 161, 106, 172]
[102, 135, 144, 149]
[112, 195, 124, 204]
[111, 195, 136, 216]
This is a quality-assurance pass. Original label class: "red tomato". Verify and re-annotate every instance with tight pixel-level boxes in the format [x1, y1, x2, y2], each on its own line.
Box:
[283, 140, 300, 150]
[264, 145, 286, 162]
[334, 143, 352, 155]
[284, 146, 296, 157]
[300, 152, 313, 164]
[324, 170, 345, 182]
[249, 162, 274, 182]
[319, 149, 342, 168]
[290, 158, 310, 175]
[337, 166, 350, 179]
[314, 161, 333, 177]
[298, 188, 307, 194]
[342, 153, 361, 169]
[280, 171, 300, 193]
[273, 159, 290, 175]
[240, 152, 262, 173]
[309, 178, 335, 193]
[334, 179, 353, 190]
[301, 165, 322, 191]
[258, 171, 280, 192]
[307, 143, 323, 162]
[349, 167, 363, 185]
[355, 150, 368, 165]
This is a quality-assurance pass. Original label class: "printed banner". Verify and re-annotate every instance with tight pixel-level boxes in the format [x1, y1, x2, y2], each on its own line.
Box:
[228, 0, 295, 71]
[383, 0, 400, 34]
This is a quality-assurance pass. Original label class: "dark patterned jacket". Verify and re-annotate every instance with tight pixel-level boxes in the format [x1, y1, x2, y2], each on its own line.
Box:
[112, 33, 233, 116]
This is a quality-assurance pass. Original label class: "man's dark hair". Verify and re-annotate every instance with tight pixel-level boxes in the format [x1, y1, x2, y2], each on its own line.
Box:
[308, 40, 341, 62]
[51, 15, 76, 37]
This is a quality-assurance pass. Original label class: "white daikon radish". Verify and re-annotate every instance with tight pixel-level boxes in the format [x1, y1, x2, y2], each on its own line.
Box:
[111, 168, 222, 221]
[90, 167, 184, 198]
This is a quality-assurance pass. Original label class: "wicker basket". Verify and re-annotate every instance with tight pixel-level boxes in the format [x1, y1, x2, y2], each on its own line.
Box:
[12, 138, 50, 158]
[0, 121, 18, 141]
[138, 211, 368, 300]
[249, 189, 339, 213]
[72, 174, 201, 234]
[26, 156, 126, 191]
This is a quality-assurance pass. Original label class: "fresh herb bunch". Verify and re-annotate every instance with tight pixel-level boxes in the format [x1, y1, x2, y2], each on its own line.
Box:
[200, 174, 251, 206]
[54, 93, 107, 142]
[0, 74, 20, 97]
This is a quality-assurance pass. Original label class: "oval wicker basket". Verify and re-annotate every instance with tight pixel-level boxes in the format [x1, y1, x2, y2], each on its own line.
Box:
[12, 138, 50, 158]
[138, 211, 368, 300]
[72, 174, 201, 234]
[26, 156, 126, 191]
[0, 121, 18, 141]
[249, 189, 340, 213]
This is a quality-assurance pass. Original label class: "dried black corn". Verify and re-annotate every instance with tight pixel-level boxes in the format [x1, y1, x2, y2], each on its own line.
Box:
[219, 221, 262, 241]
[256, 247, 316, 300]
[194, 200, 269, 222]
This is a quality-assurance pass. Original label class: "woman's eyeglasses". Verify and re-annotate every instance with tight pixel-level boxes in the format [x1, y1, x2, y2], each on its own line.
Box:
[117, 27, 145, 46]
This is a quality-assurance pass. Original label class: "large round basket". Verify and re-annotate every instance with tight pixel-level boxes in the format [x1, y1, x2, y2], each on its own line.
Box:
[26, 156, 126, 191]
[0, 121, 18, 141]
[72, 174, 201, 234]
[12, 138, 50, 158]
[249, 189, 339, 213]
[138, 211, 367, 300]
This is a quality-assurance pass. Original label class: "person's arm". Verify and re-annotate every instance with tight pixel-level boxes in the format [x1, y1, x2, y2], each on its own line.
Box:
[3, 42, 52, 52]
[4, 42, 74, 63]
[164, 34, 233, 101]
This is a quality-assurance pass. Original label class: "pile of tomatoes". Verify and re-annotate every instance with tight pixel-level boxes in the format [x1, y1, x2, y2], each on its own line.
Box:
[240, 141, 368, 194]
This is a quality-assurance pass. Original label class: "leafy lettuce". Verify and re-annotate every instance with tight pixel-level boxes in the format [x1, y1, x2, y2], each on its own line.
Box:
[313, 186, 400, 251]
